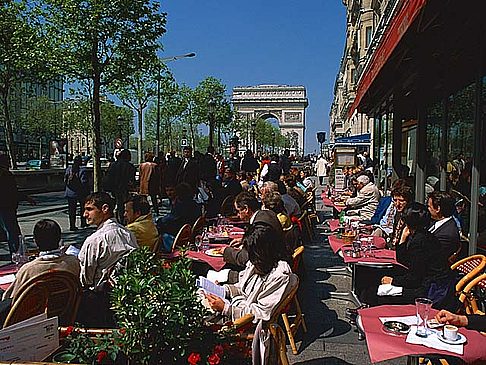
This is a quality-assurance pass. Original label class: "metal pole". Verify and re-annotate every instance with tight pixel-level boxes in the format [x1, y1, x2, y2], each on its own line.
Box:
[156, 71, 161, 154]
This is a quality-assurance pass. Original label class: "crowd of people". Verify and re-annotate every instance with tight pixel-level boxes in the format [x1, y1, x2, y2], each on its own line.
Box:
[0, 146, 317, 334]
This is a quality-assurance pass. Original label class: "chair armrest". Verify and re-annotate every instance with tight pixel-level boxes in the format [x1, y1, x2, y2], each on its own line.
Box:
[233, 313, 255, 328]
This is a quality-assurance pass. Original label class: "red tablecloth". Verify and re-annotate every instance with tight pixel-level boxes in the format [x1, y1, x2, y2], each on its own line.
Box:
[342, 247, 397, 265]
[328, 234, 386, 254]
[0, 263, 17, 290]
[186, 245, 227, 271]
[321, 193, 346, 212]
[359, 305, 486, 364]
[327, 219, 341, 232]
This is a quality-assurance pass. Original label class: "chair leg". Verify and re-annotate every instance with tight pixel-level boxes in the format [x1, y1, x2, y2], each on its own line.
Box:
[281, 313, 298, 355]
[270, 323, 290, 365]
[294, 297, 307, 333]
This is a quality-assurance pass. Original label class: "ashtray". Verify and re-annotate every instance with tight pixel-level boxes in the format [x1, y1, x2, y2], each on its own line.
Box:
[382, 321, 410, 336]
[343, 249, 362, 258]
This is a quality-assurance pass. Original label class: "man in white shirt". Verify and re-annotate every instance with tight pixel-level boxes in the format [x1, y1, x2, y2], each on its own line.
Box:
[79, 192, 138, 290]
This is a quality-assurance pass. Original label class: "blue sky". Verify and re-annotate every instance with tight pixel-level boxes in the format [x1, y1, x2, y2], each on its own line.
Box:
[160, 1, 346, 154]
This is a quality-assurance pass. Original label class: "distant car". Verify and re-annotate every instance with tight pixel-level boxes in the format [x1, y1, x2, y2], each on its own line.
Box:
[25, 159, 50, 170]
[86, 158, 110, 168]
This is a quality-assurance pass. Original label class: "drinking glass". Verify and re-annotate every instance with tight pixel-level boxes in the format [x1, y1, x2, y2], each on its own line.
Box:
[194, 235, 203, 252]
[11, 252, 21, 269]
[415, 297, 433, 337]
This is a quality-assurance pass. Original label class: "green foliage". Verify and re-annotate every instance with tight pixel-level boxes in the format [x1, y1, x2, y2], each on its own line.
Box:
[42, 0, 166, 189]
[111, 248, 211, 364]
[0, 0, 56, 167]
[21, 96, 63, 136]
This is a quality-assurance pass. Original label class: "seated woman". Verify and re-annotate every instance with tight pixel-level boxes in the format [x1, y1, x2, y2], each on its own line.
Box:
[205, 224, 297, 322]
[363, 202, 452, 306]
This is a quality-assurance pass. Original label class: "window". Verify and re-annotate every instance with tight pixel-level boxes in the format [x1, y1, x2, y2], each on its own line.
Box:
[365, 26, 373, 48]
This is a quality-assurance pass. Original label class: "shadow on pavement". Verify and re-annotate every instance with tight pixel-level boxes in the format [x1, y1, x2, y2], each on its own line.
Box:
[292, 357, 354, 365]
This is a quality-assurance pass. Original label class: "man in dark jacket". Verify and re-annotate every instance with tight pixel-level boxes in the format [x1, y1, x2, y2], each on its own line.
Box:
[261, 154, 283, 183]
[64, 155, 90, 231]
[103, 149, 136, 224]
[279, 149, 292, 175]
[427, 191, 461, 261]
[176, 146, 199, 195]
[240, 150, 259, 174]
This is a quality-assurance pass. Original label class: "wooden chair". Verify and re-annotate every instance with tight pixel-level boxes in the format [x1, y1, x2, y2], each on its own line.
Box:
[3, 285, 48, 328]
[192, 215, 207, 240]
[220, 195, 235, 217]
[281, 246, 307, 355]
[297, 211, 312, 243]
[225, 275, 300, 361]
[451, 254, 486, 294]
[9, 270, 82, 327]
[171, 224, 193, 252]
[269, 323, 290, 365]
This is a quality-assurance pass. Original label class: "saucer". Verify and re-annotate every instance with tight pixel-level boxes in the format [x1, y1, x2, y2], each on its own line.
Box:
[436, 332, 467, 345]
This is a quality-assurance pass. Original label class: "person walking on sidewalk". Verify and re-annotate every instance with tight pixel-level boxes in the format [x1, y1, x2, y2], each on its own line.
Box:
[139, 152, 160, 216]
[64, 155, 90, 231]
[0, 154, 35, 257]
[315, 155, 328, 186]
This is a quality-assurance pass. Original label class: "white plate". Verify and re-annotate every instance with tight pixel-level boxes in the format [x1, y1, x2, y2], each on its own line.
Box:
[205, 248, 224, 257]
[436, 332, 467, 345]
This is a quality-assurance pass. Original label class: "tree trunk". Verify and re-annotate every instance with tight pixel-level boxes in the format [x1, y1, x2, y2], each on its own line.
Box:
[92, 72, 102, 192]
[137, 107, 143, 165]
[1, 88, 17, 169]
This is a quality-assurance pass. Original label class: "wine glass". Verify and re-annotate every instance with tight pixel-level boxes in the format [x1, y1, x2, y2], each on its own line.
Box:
[194, 235, 203, 252]
[12, 252, 21, 269]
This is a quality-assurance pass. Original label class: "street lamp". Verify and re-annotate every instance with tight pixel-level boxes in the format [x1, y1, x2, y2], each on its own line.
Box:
[251, 119, 257, 153]
[155, 52, 196, 154]
[208, 98, 216, 149]
[271, 131, 276, 153]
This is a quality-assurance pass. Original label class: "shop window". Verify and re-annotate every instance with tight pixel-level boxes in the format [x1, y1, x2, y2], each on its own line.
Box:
[365, 26, 373, 48]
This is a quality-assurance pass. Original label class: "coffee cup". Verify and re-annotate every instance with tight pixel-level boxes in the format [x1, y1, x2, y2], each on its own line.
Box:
[443, 324, 458, 341]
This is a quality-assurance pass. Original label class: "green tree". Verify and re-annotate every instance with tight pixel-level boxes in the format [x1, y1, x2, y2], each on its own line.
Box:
[0, 0, 54, 168]
[43, 0, 166, 189]
[192, 77, 232, 150]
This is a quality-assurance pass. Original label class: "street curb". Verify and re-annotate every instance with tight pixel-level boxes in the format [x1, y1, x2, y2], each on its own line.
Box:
[18, 205, 67, 218]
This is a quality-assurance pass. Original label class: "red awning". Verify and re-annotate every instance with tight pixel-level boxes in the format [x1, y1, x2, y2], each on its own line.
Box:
[348, 0, 428, 118]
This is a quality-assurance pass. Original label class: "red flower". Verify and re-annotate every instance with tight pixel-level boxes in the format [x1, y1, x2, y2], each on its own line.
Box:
[208, 353, 220, 365]
[96, 350, 108, 363]
[119, 328, 126, 335]
[213, 344, 224, 356]
[188, 352, 201, 365]
[61, 326, 74, 337]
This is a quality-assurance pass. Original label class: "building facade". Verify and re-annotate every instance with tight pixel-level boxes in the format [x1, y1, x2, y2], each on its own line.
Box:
[336, 0, 486, 253]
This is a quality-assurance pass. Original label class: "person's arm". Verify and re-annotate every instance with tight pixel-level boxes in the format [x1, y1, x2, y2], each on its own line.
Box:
[223, 272, 293, 321]
[78, 239, 99, 288]
[392, 237, 428, 288]
[222, 247, 248, 269]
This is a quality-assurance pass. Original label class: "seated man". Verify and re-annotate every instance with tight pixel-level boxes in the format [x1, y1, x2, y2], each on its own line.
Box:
[124, 195, 159, 251]
[3, 219, 80, 300]
[79, 192, 138, 290]
[427, 191, 461, 261]
[222, 167, 242, 199]
[344, 174, 381, 221]
[156, 182, 201, 252]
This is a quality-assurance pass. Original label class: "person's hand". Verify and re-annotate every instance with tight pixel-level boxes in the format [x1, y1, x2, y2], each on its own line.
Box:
[205, 293, 225, 312]
[435, 310, 468, 327]
[399, 226, 410, 244]
[229, 237, 242, 248]
[381, 276, 393, 285]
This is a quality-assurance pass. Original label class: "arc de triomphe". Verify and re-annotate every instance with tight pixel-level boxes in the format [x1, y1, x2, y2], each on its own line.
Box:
[232, 84, 308, 156]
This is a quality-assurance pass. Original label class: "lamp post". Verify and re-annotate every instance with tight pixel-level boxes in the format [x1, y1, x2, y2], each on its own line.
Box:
[155, 52, 196, 154]
[208, 98, 216, 149]
[271, 131, 276, 154]
[251, 119, 257, 153]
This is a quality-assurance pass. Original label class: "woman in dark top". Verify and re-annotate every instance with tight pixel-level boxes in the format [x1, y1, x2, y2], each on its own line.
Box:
[365, 202, 452, 305]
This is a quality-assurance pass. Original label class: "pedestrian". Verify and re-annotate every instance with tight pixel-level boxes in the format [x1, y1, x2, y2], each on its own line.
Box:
[315, 155, 328, 186]
[64, 155, 90, 231]
[175, 146, 199, 195]
[240, 149, 259, 174]
[279, 149, 292, 175]
[0, 154, 35, 258]
[103, 149, 136, 224]
[139, 152, 160, 216]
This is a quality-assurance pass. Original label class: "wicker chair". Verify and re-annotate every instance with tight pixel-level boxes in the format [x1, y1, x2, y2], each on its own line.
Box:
[171, 224, 193, 252]
[220, 195, 235, 217]
[8, 270, 82, 327]
[192, 215, 207, 240]
[459, 272, 486, 316]
[451, 254, 486, 294]
[3, 285, 49, 328]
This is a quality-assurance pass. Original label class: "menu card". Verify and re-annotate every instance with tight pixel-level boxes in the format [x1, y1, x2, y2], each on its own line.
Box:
[0, 313, 59, 361]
